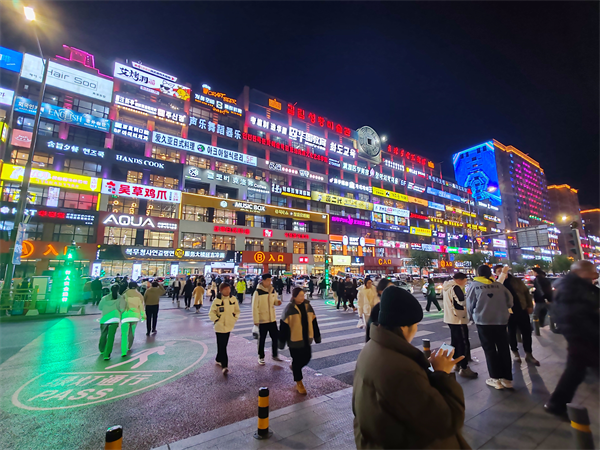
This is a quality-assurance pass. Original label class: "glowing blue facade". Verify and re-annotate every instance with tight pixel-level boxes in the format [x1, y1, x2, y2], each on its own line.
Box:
[452, 141, 502, 206]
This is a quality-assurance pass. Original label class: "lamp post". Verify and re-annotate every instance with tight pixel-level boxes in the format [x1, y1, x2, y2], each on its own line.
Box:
[3, 6, 50, 287]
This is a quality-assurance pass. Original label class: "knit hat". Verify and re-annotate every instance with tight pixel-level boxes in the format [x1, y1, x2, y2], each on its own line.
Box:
[378, 286, 423, 328]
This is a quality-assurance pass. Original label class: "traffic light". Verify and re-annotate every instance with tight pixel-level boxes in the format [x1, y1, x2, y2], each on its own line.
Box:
[568, 222, 583, 260]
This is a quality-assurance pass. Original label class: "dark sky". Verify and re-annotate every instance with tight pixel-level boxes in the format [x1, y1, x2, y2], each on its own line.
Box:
[2, 1, 598, 206]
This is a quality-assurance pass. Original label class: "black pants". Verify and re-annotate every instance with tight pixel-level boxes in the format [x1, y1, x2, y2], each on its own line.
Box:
[477, 324, 512, 380]
[210, 290, 215, 302]
[426, 296, 441, 312]
[145, 305, 159, 334]
[508, 311, 532, 353]
[290, 346, 312, 381]
[184, 294, 192, 308]
[258, 322, 278, 358]
[172, 289, 180, 301]
[237, 293, 244, 304]
[448, 324, 470, 370]
[92, 290, 102, 306]
[534, 301, 550, 327]
[549, 345, 599, 410]
[216, 332, 230, 368]
[347, 296, 355, 309]
[337, 295, 346, 309]
[287, 285, 291, 294]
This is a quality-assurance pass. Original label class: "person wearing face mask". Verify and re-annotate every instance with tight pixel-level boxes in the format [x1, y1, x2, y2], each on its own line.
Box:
[252, 274, 283, 365]
[353, 285, 468, 449]
[544, 260, 599, 417]
[278, 287, 322, 394]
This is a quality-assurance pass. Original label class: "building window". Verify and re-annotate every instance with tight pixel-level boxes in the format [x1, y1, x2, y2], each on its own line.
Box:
[54, 224, 95, 244]
[19, 116, 60, 138]
[270, 173, 287, 185]
[72, 98, 110, 119]
[312, 222, 326, 234]
[269, 240, 287, 253]
[293, 221, 308, 232]
[146, 201, 178, 218]
[108, 198, 139, 215]
[182, 205, 209, 222]
[312, 242, 326, 255]
[293, 241, 307, 254]
[63, 159, 102, 177]
[127, 171, 143, 184]
[214, 209, 237, 225]
[190, 106, 212, 122]
[11, 150, 53, 168]
[311, 201, 326, 213]
[152, 145, 180, 163]
[186, 154, 210, 169]
[291, 199, 307, 210]
[330, 243, 343, 255]
[347, 245, 359, 257]
[245, 238, 264, 251]
[246, 168, 265, 182]
[104, 227, 136, 245]
[150, 174, 179, 190]
[215, 161, 238, 175]
[144, 230, 174, 248]
[271, 194, 286, 207]
[62, 191, 97, 210]
[212, 235, 235, 251]
[181, 233, 206, 249]
[271, 217, 287, 230]
[246, 215, 265, 228]
[247, 191, 267, 203]
[67, 126, 105, 147]
[292, 178, 307, 190]
[311, 183, 325, 193]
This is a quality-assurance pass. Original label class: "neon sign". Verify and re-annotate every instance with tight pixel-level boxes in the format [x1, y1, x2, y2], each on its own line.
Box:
[285, 232, 309, 239]
[114, 94, 187, 124]
[331, 215, 371, 227]
[189, 118, 242, 139]
[213, 225, 250, 235]
[287, 104, 351, 137]
[195, 84, 242, 116]
[1, 164, 100, 192]
[113, 62, 190, 101]
[102, 213, 177, 230]
[386, 145, 432, 168]
[249, 116, 287, 136]
[329, 142, 356, 158]
[329, 177, 371, 193]
[113, 122, 150, 141]
[410, 226, 432, 237]
[243, 133, 327, 163]
[272, 184, 310, 199]
[101, 179, 181, 203]
[289, 128, 326, 151]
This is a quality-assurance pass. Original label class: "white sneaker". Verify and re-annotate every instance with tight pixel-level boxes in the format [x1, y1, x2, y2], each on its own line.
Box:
[500, 379, 513, 389]
[486, 378, 504, 390]
[272, 355, 283, 361]
[215, 361, 222, 367]
[222, 367, 229, 375]
[258, 358, 265, 365]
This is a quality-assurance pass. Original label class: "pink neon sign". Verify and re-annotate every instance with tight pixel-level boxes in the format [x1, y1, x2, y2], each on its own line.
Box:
[331, 215, 371, 227]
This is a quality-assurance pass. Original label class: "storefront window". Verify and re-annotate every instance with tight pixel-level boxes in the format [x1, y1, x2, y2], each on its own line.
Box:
[271, 217, 287, 230]
[182, 205, 209, 222]
[186, 154, 209, 169]
[312, 242, 326, 255]
[127, 171, 143, 184]
[269, 240, 287, 253]
[0, 222, 45, 240]
[62, 192, 97, 210]
[292, 221, 308, 232]
[1, 183, 97, 210]
[293, 241, 307, 254]
[363, 247, 375, 257]
[54, 224, 94, 243]
[215, 161, 238, 175]
[330, 243, 343, 255]
[109, 198, 139, 215]
[181, 233, 206, 249]
[212, 235, 235, 251]
[146, 201, 178, 218]
[63, 159, 102, 177]
[347, 245, 359, 256]
[245, 238, 264, 251]
[152, 145, 180, 163]
[246, 215, 265, 228]
[144, 230, 174, 248]
[150, 174, 179, 190]
[214, 209, 236, 225]
[11, 150, 53, 168]
[247, 191, 267, 203]
[104, 227, 136, 245]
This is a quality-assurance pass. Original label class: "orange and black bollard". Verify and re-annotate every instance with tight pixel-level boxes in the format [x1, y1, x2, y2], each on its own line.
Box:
[253, 387, 273, 440]
[423, 339, 431, 359]
[105, 425, 123, 449]
[533, 315, 540, 336]
[567, 404, 595, 449]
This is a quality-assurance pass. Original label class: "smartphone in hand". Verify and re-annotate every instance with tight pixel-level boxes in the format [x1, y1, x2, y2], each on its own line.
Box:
[439, 342, 455, 356]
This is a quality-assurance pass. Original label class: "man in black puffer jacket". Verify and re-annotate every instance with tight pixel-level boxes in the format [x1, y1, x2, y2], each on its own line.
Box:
[545, 261, 599, 416]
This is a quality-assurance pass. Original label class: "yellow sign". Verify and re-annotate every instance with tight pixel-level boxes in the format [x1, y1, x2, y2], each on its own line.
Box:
[407, 195, 428, 207]
[1, 163, 101, 192]
[467, 223, 488, 232]
[332, 255, 351, 266]
[254, 252, 266, 264]
[372, 187, 408, 203]
[268, 98, 281, 110]
[429, 217, 463, 228]
[274, 209, 311, 219]
[311, 192, 373, 211]
[410, 226, 432, 237]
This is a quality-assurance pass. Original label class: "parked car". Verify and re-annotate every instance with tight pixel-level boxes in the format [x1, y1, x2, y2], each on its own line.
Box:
[391, 279, 414, 294]
[294, 276, 310, 289]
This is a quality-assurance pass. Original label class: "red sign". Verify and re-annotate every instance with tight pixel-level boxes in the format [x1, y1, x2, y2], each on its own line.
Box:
[242, 251, 293, 265]
[311, 238, 328, 243]
[285, 232, 309, 239]
[11, 129, 33, 148]
[386, 145, 430, 167]
[243, 133, 328, 163]
[214, 225, 250, 235]
[287, 104, 351, 137]
[263, 229, 273, 237]
[410, 212, 429, 220]
[298, 256, 309, 264]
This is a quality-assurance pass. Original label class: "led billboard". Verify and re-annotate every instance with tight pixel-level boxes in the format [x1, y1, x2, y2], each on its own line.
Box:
[452, 141, 502, 206]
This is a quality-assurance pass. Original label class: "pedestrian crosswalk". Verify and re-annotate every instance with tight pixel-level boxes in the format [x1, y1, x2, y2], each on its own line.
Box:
[186, 295, 444, 385]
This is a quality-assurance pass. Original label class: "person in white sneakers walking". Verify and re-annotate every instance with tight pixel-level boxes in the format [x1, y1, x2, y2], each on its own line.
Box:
[121, 281, 145, 357]
[467, 265, 514, 390]
[442, 273, 478, 379]
[357, 278, 378, 328]
[252, 273, 282, 365]
[209, 282, 240, 375]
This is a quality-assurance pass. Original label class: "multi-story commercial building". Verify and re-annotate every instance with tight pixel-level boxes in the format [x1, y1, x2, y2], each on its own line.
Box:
[547, 184, 584, 257]
[0, 43, 504, 280]
[452, 140, 558, 264]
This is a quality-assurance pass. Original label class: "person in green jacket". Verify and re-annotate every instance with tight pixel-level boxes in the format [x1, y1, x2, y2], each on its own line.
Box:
[98, 284, 124, 360]
[425, 278, 442, 312]
[121, 281, 145, 357]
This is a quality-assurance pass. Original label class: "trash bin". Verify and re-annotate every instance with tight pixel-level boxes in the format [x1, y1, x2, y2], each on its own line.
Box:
[12, 300, 25, 315]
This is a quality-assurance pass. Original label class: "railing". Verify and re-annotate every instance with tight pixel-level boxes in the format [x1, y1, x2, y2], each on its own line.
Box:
[0, 287, 52, 315]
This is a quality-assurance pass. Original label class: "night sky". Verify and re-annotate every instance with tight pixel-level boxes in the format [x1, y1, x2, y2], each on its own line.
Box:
[2, 1, 598, 206]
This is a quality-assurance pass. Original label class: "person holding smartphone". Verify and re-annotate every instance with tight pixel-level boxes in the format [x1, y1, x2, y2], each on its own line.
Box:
[209, 282, 240, 375]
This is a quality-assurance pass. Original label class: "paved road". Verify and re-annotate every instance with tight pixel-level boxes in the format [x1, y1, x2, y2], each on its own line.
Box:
[0, 291, 481, 450]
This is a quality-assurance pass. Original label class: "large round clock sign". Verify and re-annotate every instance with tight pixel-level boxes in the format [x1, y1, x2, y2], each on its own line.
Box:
[357, 126, 382, 163]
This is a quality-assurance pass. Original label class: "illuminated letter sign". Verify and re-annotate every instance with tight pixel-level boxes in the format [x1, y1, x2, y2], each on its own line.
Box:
[114, 94, 187, 124]
[0, 87, 15, 106]
[194, 84, 242, 116]
[372, 187, 409, 203]
[213, 225, 250, 235]
[0, 47, 23, 73]
[101, 179, 181, 204]
[113, 62, 190, 101]
[287, 103, 353, 137]
[1, 164, 100, 192]
[410, 226, 432, 237]
[113, 122, 150, 141]
[268, 98, 281, 110]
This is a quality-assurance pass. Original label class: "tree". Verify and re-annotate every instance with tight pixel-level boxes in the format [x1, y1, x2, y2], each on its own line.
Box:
[455, 252, 488, 269]
[511, 263, 526, 274]
[410, 251, 436, 277]
[530, 258, 550, 272]
[551, 255, 571, 274]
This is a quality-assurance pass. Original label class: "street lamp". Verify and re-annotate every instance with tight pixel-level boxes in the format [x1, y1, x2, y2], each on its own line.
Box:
[3, 6, 50, 288]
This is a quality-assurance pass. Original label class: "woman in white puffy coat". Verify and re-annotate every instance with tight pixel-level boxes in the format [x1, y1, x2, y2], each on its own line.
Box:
[209, 283, 240, 375]
[357, 278, 378, 325]
[121, 281, 146, 357]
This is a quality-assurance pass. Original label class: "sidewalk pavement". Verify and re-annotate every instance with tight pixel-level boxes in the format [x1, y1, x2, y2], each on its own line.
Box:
[153, 328, 599, 450]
